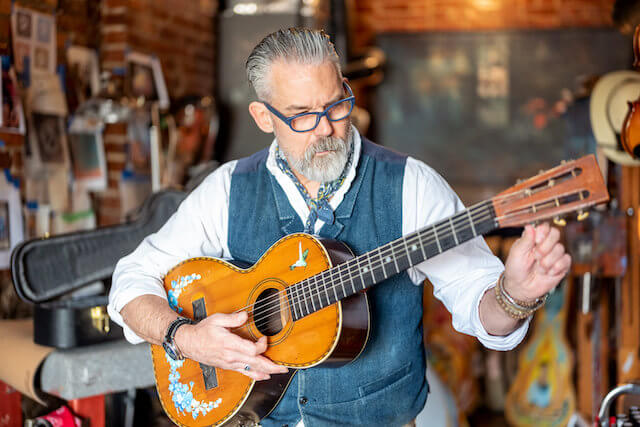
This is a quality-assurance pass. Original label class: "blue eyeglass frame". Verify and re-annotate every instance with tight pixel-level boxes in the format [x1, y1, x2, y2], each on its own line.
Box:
[262, 81, 355, 133]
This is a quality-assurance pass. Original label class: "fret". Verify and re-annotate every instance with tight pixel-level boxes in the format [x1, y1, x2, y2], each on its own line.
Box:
[287, 288, 298, 320]
[401, 236, 413, 269]
[321, 274, 331, 307]
[341, 263, 350, 298]
[299, 284, 308, 317]
[417, 229, 427, 261]
[309, 278, 318, 312]
[365, 253, 376, 284]
[449, 217, 459, 245]
[467, 209, 477, 237]
[391, 242, 400, 273]
[356, 257, 364, 292]
[302, 281, 311, 316]
[433, 225, 442, 253]
[332, 266, 340, 303]
[456, 209, 477, 243]
[377, 248, 388, 279]
[292, 285, 302, 319]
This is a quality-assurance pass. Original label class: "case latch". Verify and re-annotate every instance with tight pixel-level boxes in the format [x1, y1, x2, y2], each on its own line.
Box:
[90, 306, 110, 334]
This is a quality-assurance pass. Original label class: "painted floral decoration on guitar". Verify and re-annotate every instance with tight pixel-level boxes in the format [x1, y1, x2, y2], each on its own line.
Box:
[168, 273, 202, 313]
[166, 352, 223, 419]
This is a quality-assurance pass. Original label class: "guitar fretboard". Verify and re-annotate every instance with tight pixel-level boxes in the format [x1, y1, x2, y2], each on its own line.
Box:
[285, 200, 498, 321]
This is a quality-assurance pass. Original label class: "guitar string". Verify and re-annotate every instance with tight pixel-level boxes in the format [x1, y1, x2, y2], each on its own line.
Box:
[246, 203, 496, 329]
[243, 197, 492, 317]
[238, 200, 500, 329]
[230, 188, 529, 328]
[276, 184, 585, 321]
[233, 187, 579, 330]
[244, 191, 581, 330]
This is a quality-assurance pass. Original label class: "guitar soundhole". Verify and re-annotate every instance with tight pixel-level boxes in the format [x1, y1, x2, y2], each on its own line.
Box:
[253, 288, 283, 336]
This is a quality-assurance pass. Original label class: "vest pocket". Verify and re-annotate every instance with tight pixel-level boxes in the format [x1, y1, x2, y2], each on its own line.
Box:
[358, 362, 412, 398]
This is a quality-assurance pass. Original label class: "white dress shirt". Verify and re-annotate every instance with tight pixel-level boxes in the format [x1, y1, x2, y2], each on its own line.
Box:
[108, 127, 529, 350]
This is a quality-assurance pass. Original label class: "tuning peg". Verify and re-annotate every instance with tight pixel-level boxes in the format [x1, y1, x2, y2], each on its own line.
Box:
[577, 210, 589, 221]
[553, 216, 567, 227]
[538, 169, 545, 175]
[561, 160, 566, 164]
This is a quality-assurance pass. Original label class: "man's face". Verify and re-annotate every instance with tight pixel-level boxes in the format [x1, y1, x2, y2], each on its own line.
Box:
[266, 61, 352, 183]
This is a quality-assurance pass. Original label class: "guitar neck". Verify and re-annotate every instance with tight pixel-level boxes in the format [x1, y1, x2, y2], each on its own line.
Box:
[286, 199, 498, 321]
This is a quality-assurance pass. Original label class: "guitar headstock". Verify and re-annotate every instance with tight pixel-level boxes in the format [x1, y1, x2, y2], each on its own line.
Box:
[493, 155, 609, 228]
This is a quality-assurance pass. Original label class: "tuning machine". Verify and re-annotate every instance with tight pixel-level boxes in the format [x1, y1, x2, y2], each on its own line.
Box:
[553, 216, 567, 227]
[577, 210, 589, 221]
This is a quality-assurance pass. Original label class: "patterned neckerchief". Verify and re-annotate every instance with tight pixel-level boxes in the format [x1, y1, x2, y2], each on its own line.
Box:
[275, 142, 354, 234]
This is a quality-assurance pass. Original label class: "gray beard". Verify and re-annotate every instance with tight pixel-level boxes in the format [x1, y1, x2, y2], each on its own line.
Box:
[281, 126, 352, 183]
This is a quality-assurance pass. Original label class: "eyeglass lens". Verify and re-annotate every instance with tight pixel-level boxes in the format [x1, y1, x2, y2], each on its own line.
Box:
[290, 99, 354, 131]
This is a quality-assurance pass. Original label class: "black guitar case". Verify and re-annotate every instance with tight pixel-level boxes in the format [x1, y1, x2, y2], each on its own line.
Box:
[10, 189, 186, 348]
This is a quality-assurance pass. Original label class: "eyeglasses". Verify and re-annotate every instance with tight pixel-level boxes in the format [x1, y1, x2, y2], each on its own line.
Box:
[262, 82, 355, 133]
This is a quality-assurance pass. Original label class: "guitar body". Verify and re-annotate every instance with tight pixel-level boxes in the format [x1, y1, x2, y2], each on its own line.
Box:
[151, 234, 370, 426]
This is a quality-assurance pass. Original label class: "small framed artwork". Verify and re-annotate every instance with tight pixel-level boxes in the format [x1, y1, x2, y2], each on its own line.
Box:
[68, 118, 107, 190]
[11, 5, 56, 75]
[66, 46, 100, 107]
[125, 51, 169, 109]
[0, 68, 26, 134]
[29, 112, 69, 167]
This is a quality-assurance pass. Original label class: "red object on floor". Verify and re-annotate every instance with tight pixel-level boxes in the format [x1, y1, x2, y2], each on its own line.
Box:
[0, 380, 22, 427]
[69, 395, 105, 427]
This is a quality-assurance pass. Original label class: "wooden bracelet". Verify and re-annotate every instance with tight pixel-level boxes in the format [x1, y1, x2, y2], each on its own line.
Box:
[495, 273, 547, 320]
[499, 273, 547, 310]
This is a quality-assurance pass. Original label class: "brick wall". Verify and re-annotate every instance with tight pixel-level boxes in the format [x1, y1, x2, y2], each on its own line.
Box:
[353, 0, 616, 50]
[98, 0, 216, 225]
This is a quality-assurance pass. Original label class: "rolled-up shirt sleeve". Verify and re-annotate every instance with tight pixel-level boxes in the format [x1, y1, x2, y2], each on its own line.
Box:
[107, 161, 236, 343]
[402, 157, 529, 351]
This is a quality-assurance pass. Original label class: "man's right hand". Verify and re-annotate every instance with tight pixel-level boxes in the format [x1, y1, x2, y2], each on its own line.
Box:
[174, 311, 289, 381]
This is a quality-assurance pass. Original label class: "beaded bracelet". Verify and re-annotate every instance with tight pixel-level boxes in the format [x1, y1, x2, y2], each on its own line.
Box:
[495, 272, 547, 319]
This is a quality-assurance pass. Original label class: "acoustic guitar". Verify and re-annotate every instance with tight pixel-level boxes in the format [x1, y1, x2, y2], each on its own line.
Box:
[151, 155, 608, 426]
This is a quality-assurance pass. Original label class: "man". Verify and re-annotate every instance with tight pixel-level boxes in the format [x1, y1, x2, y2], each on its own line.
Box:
[108, 28, 571, 426]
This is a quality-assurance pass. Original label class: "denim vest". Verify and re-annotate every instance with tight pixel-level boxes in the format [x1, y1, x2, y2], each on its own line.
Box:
[228, 139, 428, 427]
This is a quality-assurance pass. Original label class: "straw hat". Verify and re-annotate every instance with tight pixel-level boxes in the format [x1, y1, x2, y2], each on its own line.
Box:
[590, 70, 640, 166]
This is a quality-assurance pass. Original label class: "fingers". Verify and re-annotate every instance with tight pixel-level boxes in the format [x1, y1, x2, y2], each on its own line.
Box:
[535, 225, 560, 257]
[229, 352, 289, 376]
[549, 253, 571, 276]
[209, 311, 248, 328]
[538, 242, 564, 270]
[533, 222, 551, 245]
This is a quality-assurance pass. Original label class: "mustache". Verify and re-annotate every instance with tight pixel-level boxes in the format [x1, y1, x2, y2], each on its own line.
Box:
[304, 137, 346, 161]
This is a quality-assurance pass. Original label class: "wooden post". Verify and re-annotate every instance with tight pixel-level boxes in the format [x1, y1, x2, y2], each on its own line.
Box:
[617, 166, 640, 414]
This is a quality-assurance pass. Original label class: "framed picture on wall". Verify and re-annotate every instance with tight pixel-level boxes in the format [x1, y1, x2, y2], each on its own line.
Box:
[29, 112, 69, 167]
[125, 51, 169, 109]
[66, 45, 100, 111]
[68, 117, 107, 190]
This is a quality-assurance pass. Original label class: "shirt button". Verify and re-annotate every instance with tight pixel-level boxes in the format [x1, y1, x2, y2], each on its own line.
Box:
[299, 396, 308, 405]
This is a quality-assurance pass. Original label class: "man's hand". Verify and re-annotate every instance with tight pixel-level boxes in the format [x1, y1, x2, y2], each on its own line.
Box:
[503, 222, 572, 303]
[175, 311, 289, 382]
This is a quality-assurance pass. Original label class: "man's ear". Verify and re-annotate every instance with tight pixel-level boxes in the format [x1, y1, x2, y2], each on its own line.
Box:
[249, 101, 274, 134]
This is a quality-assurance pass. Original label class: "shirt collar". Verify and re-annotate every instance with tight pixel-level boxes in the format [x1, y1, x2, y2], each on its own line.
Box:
[266, 125, 362, 233]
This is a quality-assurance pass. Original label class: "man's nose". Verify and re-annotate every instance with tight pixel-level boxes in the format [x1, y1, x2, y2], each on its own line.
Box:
[313, 114, 333, 137]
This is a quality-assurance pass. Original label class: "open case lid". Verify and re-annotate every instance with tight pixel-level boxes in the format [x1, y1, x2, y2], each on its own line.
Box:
[11, 189, 186, 304]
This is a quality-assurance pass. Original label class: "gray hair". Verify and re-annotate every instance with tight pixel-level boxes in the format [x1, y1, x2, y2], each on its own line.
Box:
[246, 28, 342, 101]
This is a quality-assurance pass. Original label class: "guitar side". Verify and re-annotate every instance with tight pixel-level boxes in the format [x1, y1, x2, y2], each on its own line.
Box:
[151, 234, 370, 426]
